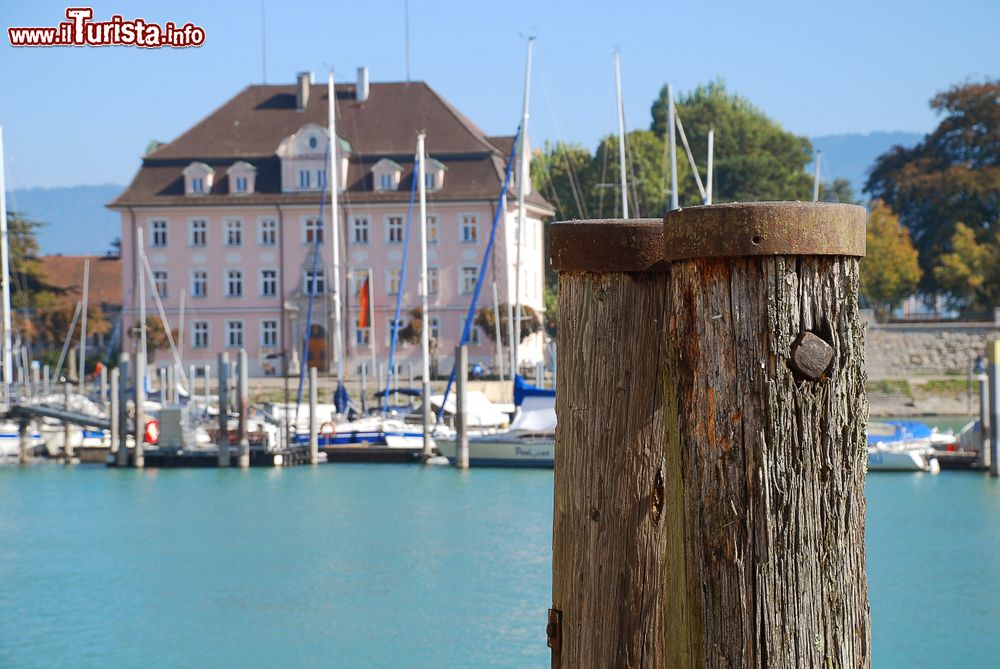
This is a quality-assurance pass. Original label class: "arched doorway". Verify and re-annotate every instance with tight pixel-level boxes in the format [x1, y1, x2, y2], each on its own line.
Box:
[307, 324, 328, 370]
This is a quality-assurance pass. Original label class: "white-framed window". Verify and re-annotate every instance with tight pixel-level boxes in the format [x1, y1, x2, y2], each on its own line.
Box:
[150, 220, 168, 247]
[355, 318, 370, 346]
[427, 214, 438, 244]
[379, 173, 394, 190]
[385, 317, 405, 346]
[191, 177, 205, 193]
[460, 266, 477, 294]
[427, 267, 439, 295]
[470, 327, 481, 345]
[226, 320, 244, 348]
[304, 217, 324, 244]
[189, 219, 207, 246]
[386, 267, 401, 295]
[298, 169, 311, 189]
[226, 269, 243, 297]
[152, 270, 169, 299]
[304, 268, 326, 295]
[192, 321, 209, 349]
[260, 269, 277, 297]
[352, 216, 369, 244]
[430, 317, 440, 341]
[234, 176, 248, 193]
[317, 169, 327, 189]
[191, 270, 207, 298]
[225, 218, 242, 246]
[386, 215, 404, 243]
[425, 172, 437, 190]
[258, 218, 277, 246]
[460, 214, 478, 243]
[352, 268, 370, 297]
[260, 319, 279, 348]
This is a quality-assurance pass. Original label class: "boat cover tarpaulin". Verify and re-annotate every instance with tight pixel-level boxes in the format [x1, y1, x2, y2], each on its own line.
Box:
[513, 375, 555, 407]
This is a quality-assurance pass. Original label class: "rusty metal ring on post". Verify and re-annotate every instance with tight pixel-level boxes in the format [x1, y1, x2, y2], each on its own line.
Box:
[662, 201, 866, 260]
[550, 219, 666, 272]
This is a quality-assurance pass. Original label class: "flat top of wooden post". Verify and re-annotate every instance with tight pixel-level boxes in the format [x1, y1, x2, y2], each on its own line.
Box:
[663, 201, 866, 260]
[550, 219, 666, 272]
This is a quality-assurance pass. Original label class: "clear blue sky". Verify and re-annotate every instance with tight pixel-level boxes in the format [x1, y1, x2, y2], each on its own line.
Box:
[1, 0, 997, 188]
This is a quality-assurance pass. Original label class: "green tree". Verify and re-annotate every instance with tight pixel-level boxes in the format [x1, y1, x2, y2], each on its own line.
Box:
[932, 222, 1000, 315]
[6, 211, 49, 308]
[651, 80, 814, 203]
[819, 178, 859, 204]
[861, 201, 922, 319]
[866, 79, 1000, 293]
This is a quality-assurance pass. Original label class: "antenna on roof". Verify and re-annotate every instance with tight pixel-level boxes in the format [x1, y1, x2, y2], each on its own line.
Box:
[404, 0, 411, 82]
[260, 0, 268, 84]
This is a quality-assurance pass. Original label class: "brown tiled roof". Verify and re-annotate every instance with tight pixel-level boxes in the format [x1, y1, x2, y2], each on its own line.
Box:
[110, 80, 553, 213]
[37, 255, 123, 307]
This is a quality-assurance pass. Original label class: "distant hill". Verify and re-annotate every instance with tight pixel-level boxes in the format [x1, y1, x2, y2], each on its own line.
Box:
[810, 131, 924, 196]
[5, 184, 123, 256]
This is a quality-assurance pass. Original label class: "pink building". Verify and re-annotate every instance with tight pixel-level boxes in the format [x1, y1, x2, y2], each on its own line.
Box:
[110, 70, 553, 378]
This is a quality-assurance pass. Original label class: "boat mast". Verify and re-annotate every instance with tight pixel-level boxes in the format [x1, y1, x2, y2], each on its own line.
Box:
[136, 226, 147, 385]
[705, 128, 714, 205]
[613, 50, 629, 219]
[812, 149, 822, 201]
[0, 127, 12, 401]
[79, 258, 90, 392]
[668, 83, 678, 211]
[417, 133, 432, 458]
[328, 70, 345, 381]
[513, 37, 534, 378]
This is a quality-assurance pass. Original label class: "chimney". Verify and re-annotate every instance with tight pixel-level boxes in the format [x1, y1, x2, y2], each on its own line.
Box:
[356, 66, 369, 102]
[296, 71, 312, 110]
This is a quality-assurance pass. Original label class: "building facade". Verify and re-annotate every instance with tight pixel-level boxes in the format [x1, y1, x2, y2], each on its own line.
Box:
[110, 70, 553, 378]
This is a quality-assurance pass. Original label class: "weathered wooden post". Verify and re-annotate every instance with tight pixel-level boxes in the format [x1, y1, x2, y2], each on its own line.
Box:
[455, 344, 469, 469]
[18, 418, 31, 464]
[99, 364, 108, 407]
[159, 367, 167, 404]
[978, 369, 990, 469]
[237, 348, 250, 468]
[217, 352, 230, 467]
[63, 382, 74, 460]
[549, 218, 668, 666]
[550, 204, 870, 668]
[133, 350, 145, 469]
[166, 365, 175, 405]
[309, 366, 319, 465]
[117, 353, 130, 468]
[110, 365, 120, 459]
[988, 341, 1000, 477]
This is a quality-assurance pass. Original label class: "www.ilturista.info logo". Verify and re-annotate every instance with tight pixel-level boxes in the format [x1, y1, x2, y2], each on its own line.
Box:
[8, 8, 206, 48]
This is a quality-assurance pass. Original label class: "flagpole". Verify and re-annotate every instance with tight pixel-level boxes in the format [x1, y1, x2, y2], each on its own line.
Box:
[368, 268, 376, 393]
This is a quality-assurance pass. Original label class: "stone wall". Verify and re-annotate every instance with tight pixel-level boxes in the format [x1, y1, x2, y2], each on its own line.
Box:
[863, 310, 1000, 378]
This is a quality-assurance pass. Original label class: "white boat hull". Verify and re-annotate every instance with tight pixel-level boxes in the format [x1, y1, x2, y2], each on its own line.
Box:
[437, 435, 554, 468]
[867, 447, 939, 472]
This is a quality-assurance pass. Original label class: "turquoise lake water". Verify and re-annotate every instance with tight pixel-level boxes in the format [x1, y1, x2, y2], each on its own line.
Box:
[1, 461, 998, 668]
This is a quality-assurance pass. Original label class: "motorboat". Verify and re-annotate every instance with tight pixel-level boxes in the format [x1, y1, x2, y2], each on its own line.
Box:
[867, 420, 942, 473]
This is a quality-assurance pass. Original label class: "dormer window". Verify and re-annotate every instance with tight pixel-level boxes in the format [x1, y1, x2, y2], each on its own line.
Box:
[182, 161, 215, 195]
[424, 158, 448, 192]
[276, 123, 353, 193]
[228, 161, 256, 195]
[372, 158, 402, 192]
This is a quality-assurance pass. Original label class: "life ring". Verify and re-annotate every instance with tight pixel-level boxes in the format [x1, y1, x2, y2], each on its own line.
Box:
[319, 421, 337, 436]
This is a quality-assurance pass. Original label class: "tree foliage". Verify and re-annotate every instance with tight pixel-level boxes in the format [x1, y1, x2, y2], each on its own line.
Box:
[932, 222, 1000, 315]
[865, 79, 1000, 293]
[861, 201, 922, 318]
[475, 303, 541, 345]
[651, 80, 814, 203]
